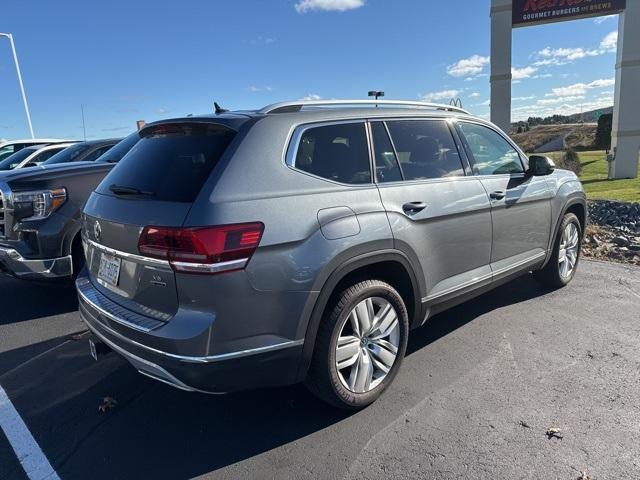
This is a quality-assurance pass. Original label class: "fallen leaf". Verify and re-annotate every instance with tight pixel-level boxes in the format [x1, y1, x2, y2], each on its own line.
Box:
[577, 471, 591, 480]
[98, 396, 118, 413]
[546, 426, 563, 440]
[519, 420, 531, 429]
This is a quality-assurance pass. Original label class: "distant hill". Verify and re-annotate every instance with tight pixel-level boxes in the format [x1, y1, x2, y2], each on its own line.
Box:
[510, 124, 597, 153]
[513, 106, 613, 129]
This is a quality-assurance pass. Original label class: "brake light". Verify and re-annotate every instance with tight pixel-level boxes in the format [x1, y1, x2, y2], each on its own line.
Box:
[138, 222, 264, 274]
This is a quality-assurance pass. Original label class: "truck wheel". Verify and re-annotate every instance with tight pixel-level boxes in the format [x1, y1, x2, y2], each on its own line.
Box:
[535, 212, 582, 288]
[71, 237, 85, 280]
[305, 280, 409, 410]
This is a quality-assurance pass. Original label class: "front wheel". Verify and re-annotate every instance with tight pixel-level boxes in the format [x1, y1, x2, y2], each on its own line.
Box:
[305, 280, 409, 410]
[535, 212, 582, 288]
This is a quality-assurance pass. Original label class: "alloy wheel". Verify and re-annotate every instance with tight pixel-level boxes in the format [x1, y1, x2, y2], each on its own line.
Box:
[335, 297, 400, 393]
[558, 222, 580, 279]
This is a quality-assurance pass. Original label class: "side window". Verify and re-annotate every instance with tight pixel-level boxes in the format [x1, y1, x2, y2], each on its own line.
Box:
[371, 122, 402, 183]
[0, 146, 15, 162]
[82, 145, 113, 162]
[458, 122, 523, 175]
[294, 122, 371, 184]
[385, 120, 465, 180]
[32, 149, 59, 165]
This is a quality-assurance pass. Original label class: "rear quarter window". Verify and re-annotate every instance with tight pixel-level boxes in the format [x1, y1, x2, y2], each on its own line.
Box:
[98, 123, 236, 203]
[292, 122, 371, 184]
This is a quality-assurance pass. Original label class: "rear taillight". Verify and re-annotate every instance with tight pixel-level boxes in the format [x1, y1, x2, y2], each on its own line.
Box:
[138, 222, 264, 274]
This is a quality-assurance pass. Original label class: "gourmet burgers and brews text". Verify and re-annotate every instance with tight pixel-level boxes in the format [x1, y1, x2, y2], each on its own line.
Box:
[512, 0, 626, 27]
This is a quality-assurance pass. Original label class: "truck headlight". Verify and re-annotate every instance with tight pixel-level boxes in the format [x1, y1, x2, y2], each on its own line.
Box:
[13, 188, 67, 220]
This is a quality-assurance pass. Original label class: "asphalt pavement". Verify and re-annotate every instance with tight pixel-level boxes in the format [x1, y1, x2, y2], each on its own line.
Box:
[0, 260, 638, 480]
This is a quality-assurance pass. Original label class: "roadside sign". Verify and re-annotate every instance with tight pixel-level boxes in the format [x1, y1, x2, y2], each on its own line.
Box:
[512, 0, 626, 27]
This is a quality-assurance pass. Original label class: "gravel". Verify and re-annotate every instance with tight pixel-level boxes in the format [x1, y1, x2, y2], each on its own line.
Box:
[583, 200, 640, 266]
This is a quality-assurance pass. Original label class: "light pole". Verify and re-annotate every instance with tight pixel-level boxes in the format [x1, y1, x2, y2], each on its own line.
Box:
[0, 33, 34, 138]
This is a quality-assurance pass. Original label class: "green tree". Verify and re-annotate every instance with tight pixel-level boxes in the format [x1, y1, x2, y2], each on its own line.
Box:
[595, 113, 613, 151]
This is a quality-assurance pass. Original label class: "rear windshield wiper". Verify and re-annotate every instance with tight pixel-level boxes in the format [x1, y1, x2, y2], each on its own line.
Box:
[109, 184, 156, 196]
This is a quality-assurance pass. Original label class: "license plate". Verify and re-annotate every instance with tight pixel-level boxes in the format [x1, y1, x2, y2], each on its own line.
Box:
[98, 253, 121, 287]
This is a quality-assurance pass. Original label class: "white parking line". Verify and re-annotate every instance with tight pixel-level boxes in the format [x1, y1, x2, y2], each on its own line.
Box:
[0, 384, 60, 480]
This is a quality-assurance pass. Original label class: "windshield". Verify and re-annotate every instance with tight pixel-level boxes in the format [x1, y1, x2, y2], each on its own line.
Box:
[96, 133, 139, 163]
[0, 148, 34, 170]
[42, 143, 88, 165]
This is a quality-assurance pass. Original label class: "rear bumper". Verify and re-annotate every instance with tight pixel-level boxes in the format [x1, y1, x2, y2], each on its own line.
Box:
[76, 271, 304, 393]
[0, 245, 73, 279]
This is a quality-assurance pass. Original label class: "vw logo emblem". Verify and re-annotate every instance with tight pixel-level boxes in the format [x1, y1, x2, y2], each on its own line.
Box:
[94, 221, 102, 240]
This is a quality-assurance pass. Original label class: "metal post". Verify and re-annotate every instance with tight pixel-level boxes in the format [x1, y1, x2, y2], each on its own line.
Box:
[0, 33, 35, 139]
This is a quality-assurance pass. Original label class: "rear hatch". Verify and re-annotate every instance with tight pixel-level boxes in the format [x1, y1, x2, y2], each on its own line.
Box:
[82, 120, 239, 321]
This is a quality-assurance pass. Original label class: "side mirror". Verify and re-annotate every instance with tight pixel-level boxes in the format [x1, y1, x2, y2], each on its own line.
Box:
[527, 155, 555, 176]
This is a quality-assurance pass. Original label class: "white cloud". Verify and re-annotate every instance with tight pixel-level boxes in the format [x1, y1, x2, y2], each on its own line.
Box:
[476, 99, 491, 107]
[532, 33, 617, 68]
[446, 55, 490, 78]
[533, 47, 600, 67]
[513, 95, 536, 101]
[512, 97, 614, 121]
[512, 66, 537, 80]
[537, 95, 585, 105]
[594, 15, 616, 24]
[294, 0, 364, 13]
[548, 78, 614, 98]
[469, 92, 480, 98]
[300, 94, 322, 100]
[589, 78, 616, 88]
[248, 85, 273, 92]
[600, 31, 618, 51]
[420, 89, 460, 102]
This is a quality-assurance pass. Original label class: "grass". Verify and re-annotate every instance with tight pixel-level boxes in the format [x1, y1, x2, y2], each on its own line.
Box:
[547, 151, 640, 203]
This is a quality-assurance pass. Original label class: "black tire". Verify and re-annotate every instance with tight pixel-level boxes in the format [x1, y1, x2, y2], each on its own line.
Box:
[70, 236, 85, 281]
[305, 280, 409, 410]
[534, 212, 582, 288]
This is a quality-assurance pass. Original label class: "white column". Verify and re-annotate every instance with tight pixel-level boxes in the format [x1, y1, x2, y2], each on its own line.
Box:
[611, 2, 640, 179]
[490, 0, 512, 133]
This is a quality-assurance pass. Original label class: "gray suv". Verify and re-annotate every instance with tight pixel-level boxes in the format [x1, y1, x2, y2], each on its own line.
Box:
[77, 100, 586, 409]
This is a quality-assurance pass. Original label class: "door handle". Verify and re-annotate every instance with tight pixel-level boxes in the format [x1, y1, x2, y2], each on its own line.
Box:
[489, 191, 506, 200]
[402, 202, 427, 214]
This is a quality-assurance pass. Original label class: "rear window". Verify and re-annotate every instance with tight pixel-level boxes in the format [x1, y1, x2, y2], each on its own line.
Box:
[99, 123, 236, 203]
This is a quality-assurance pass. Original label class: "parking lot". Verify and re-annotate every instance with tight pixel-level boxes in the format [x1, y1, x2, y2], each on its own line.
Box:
[0, 259, 638, 479]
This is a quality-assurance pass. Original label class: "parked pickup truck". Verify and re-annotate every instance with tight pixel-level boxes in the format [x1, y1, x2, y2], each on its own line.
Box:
[0, 133, 139, 280]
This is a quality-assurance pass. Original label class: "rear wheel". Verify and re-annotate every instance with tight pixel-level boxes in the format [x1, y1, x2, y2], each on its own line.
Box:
[535, 212, 582, 288]
[305, 280, 409, 410]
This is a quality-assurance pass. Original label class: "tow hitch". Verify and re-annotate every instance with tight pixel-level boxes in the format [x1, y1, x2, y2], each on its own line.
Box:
[89, 337, 112, 361]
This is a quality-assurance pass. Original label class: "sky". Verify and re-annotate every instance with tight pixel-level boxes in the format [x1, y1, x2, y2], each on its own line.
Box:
[0, 0, 620, 140]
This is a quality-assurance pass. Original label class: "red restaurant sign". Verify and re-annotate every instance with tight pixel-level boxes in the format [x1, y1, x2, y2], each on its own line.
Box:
[512, 0, 626, 27]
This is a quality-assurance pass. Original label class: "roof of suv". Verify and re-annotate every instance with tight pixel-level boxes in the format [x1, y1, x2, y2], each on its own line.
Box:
[142, 100, 480, 132]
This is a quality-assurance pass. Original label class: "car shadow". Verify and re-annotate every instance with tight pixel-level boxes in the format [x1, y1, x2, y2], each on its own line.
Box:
[407, 273, 550, 356]
[0, 336, 350, 480]
[0, 273, 553, 479]
[0, 276, 78, 325]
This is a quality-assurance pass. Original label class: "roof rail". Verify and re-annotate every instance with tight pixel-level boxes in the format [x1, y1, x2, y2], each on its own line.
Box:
[258, 99, 470, 115]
